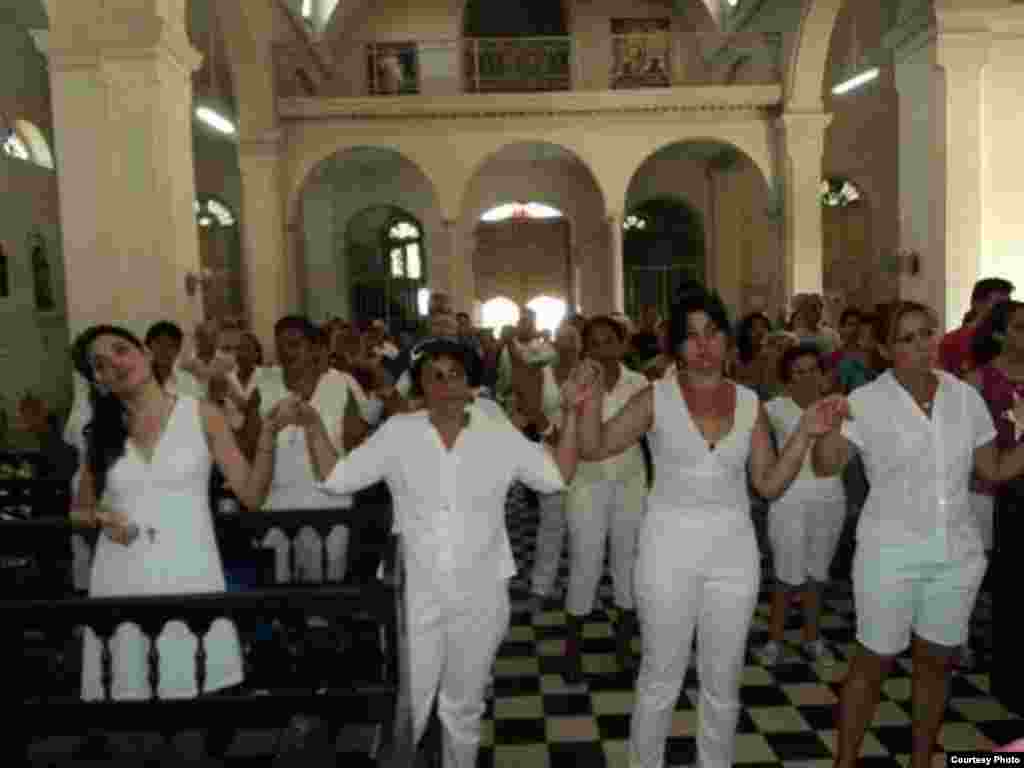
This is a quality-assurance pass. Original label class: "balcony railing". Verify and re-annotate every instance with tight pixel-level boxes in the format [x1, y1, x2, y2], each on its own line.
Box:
[464, 37, 572, 93]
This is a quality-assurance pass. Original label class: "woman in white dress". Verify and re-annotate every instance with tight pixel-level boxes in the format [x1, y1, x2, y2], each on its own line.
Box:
[577, 285, 842, 768]
[274, 337, 593, 768]
[813, 301, 1024, 768]
[70, 325, 284, 704]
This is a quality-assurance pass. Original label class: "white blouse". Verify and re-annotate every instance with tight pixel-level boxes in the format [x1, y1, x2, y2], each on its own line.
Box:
[317, 402, 565, 595]
[842, 370, 996, 557]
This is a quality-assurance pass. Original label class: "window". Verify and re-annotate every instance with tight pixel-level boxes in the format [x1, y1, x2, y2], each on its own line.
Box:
[821, 178, 862, 208]
[196, 197, 236, 228]
[480, 202, 564, 223]
[387, 218, 423, 280]
[3, 132, 30, 162]
[624, 214, 648, 231]
[481, 297, 521, 337]
[526, 295, 567, 335]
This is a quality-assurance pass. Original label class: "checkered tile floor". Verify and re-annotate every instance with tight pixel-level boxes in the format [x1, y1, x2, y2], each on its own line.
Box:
[470, 490, 1018, 768]
[27, 491, 1020, 766]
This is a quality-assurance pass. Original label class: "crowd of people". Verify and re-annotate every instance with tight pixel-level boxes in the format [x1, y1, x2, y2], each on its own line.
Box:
[18, 276, 1024, 767]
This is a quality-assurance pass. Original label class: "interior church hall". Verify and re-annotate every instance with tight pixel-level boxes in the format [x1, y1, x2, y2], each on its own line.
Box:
[2, 0, 1024, 766]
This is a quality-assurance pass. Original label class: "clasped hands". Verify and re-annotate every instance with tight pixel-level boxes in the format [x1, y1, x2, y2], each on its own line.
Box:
[265, 395, 319, 432]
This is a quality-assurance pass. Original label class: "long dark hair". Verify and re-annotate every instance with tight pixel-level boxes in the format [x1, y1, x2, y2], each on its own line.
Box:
[72, 325, 146, 501]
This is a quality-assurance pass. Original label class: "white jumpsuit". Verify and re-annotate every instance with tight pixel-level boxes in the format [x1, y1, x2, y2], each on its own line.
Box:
[630, 377, 761, 768]
[566, 363, 649, 616]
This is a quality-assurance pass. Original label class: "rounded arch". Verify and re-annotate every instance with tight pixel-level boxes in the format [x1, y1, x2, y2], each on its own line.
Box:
[784, 0, 845, 111]
[295, 146, 442, 324]
[626, 138, 778, 320]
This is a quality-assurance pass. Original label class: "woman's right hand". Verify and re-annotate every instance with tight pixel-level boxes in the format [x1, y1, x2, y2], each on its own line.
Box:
[95, 508, 139, 546]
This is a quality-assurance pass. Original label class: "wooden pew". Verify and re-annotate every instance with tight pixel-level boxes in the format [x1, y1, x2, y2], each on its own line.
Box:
[0, 507, 413, 765]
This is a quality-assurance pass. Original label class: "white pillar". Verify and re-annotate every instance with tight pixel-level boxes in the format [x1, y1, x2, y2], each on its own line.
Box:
[238, 131, 294, 355]
[608, 212, 625, 315]
[48, 0, 203, 339]
[780, 112, 832, 306]
[936, 30, 988, 330]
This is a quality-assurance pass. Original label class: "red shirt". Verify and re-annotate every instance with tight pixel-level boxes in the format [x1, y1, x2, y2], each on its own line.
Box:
[939, 325, 976, 377]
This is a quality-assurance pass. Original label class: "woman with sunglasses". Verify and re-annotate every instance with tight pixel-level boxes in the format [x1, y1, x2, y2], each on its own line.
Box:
[273, 337, 595, 768]
[813, 301, 1024, 768]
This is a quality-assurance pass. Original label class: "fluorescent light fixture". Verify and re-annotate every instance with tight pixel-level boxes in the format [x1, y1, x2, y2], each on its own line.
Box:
[195, 106, 236, 135]
[832, 67, 879, 96]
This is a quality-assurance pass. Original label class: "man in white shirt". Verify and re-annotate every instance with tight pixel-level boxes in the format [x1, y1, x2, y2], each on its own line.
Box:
[273, 337, 593, 768]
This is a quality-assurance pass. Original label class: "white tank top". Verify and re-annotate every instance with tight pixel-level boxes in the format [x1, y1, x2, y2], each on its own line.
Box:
[647, 375, 758, 521]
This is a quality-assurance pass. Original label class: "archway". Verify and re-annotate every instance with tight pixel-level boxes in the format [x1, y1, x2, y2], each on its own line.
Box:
[626, 140, 777, 321]
[297, 146, 442, 325]
[461, 141, 606, 314]
[344, 205, 427, 332]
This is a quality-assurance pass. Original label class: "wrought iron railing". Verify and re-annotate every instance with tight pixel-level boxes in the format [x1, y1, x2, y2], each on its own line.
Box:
[464, 36, 572, 93]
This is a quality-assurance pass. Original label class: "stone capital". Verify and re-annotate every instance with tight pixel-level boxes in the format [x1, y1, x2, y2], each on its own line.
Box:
[48, 1, 201, 75]
[936, 30, 992, 74]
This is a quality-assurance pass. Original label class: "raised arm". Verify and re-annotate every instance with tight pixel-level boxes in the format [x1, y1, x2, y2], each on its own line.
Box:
[750, 396, 847, 499]
[202, 400, 280, 511]
[578, 383, 652, 462]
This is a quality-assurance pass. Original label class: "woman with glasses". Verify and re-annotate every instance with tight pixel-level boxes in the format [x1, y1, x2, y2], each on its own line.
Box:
[813, 300, 1024, 768]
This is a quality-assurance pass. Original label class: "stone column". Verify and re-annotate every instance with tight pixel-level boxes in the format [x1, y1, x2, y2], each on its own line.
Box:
[779, 112, 832, 306]
[237, 131, 294, 355]
[936, 29, 989, 329]
[444, 218, 477, 316]
[47, 0, 202, 339]
[608, 212, 625, 315]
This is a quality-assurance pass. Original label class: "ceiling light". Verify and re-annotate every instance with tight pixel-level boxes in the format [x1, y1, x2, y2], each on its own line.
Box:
[832, 67, 879, 96]
[195, 106, 236, 135]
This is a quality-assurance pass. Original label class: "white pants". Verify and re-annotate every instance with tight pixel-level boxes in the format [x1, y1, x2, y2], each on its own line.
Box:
[530, 492, 567, 597]
[566, 475, 646, 616]
[409, 577, 510, 768]
[72, 533, 93, 592]
[262, 525, 349, 583]
[970, 492, 994, 552]
[767, 497, 846, 586]
[630, 511, 760, 768]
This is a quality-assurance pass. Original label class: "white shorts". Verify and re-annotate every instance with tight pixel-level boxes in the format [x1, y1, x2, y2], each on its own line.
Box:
[970, 492, 994, 552]
[767, 497, 846, 586]
[853, 543, 987, 655]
